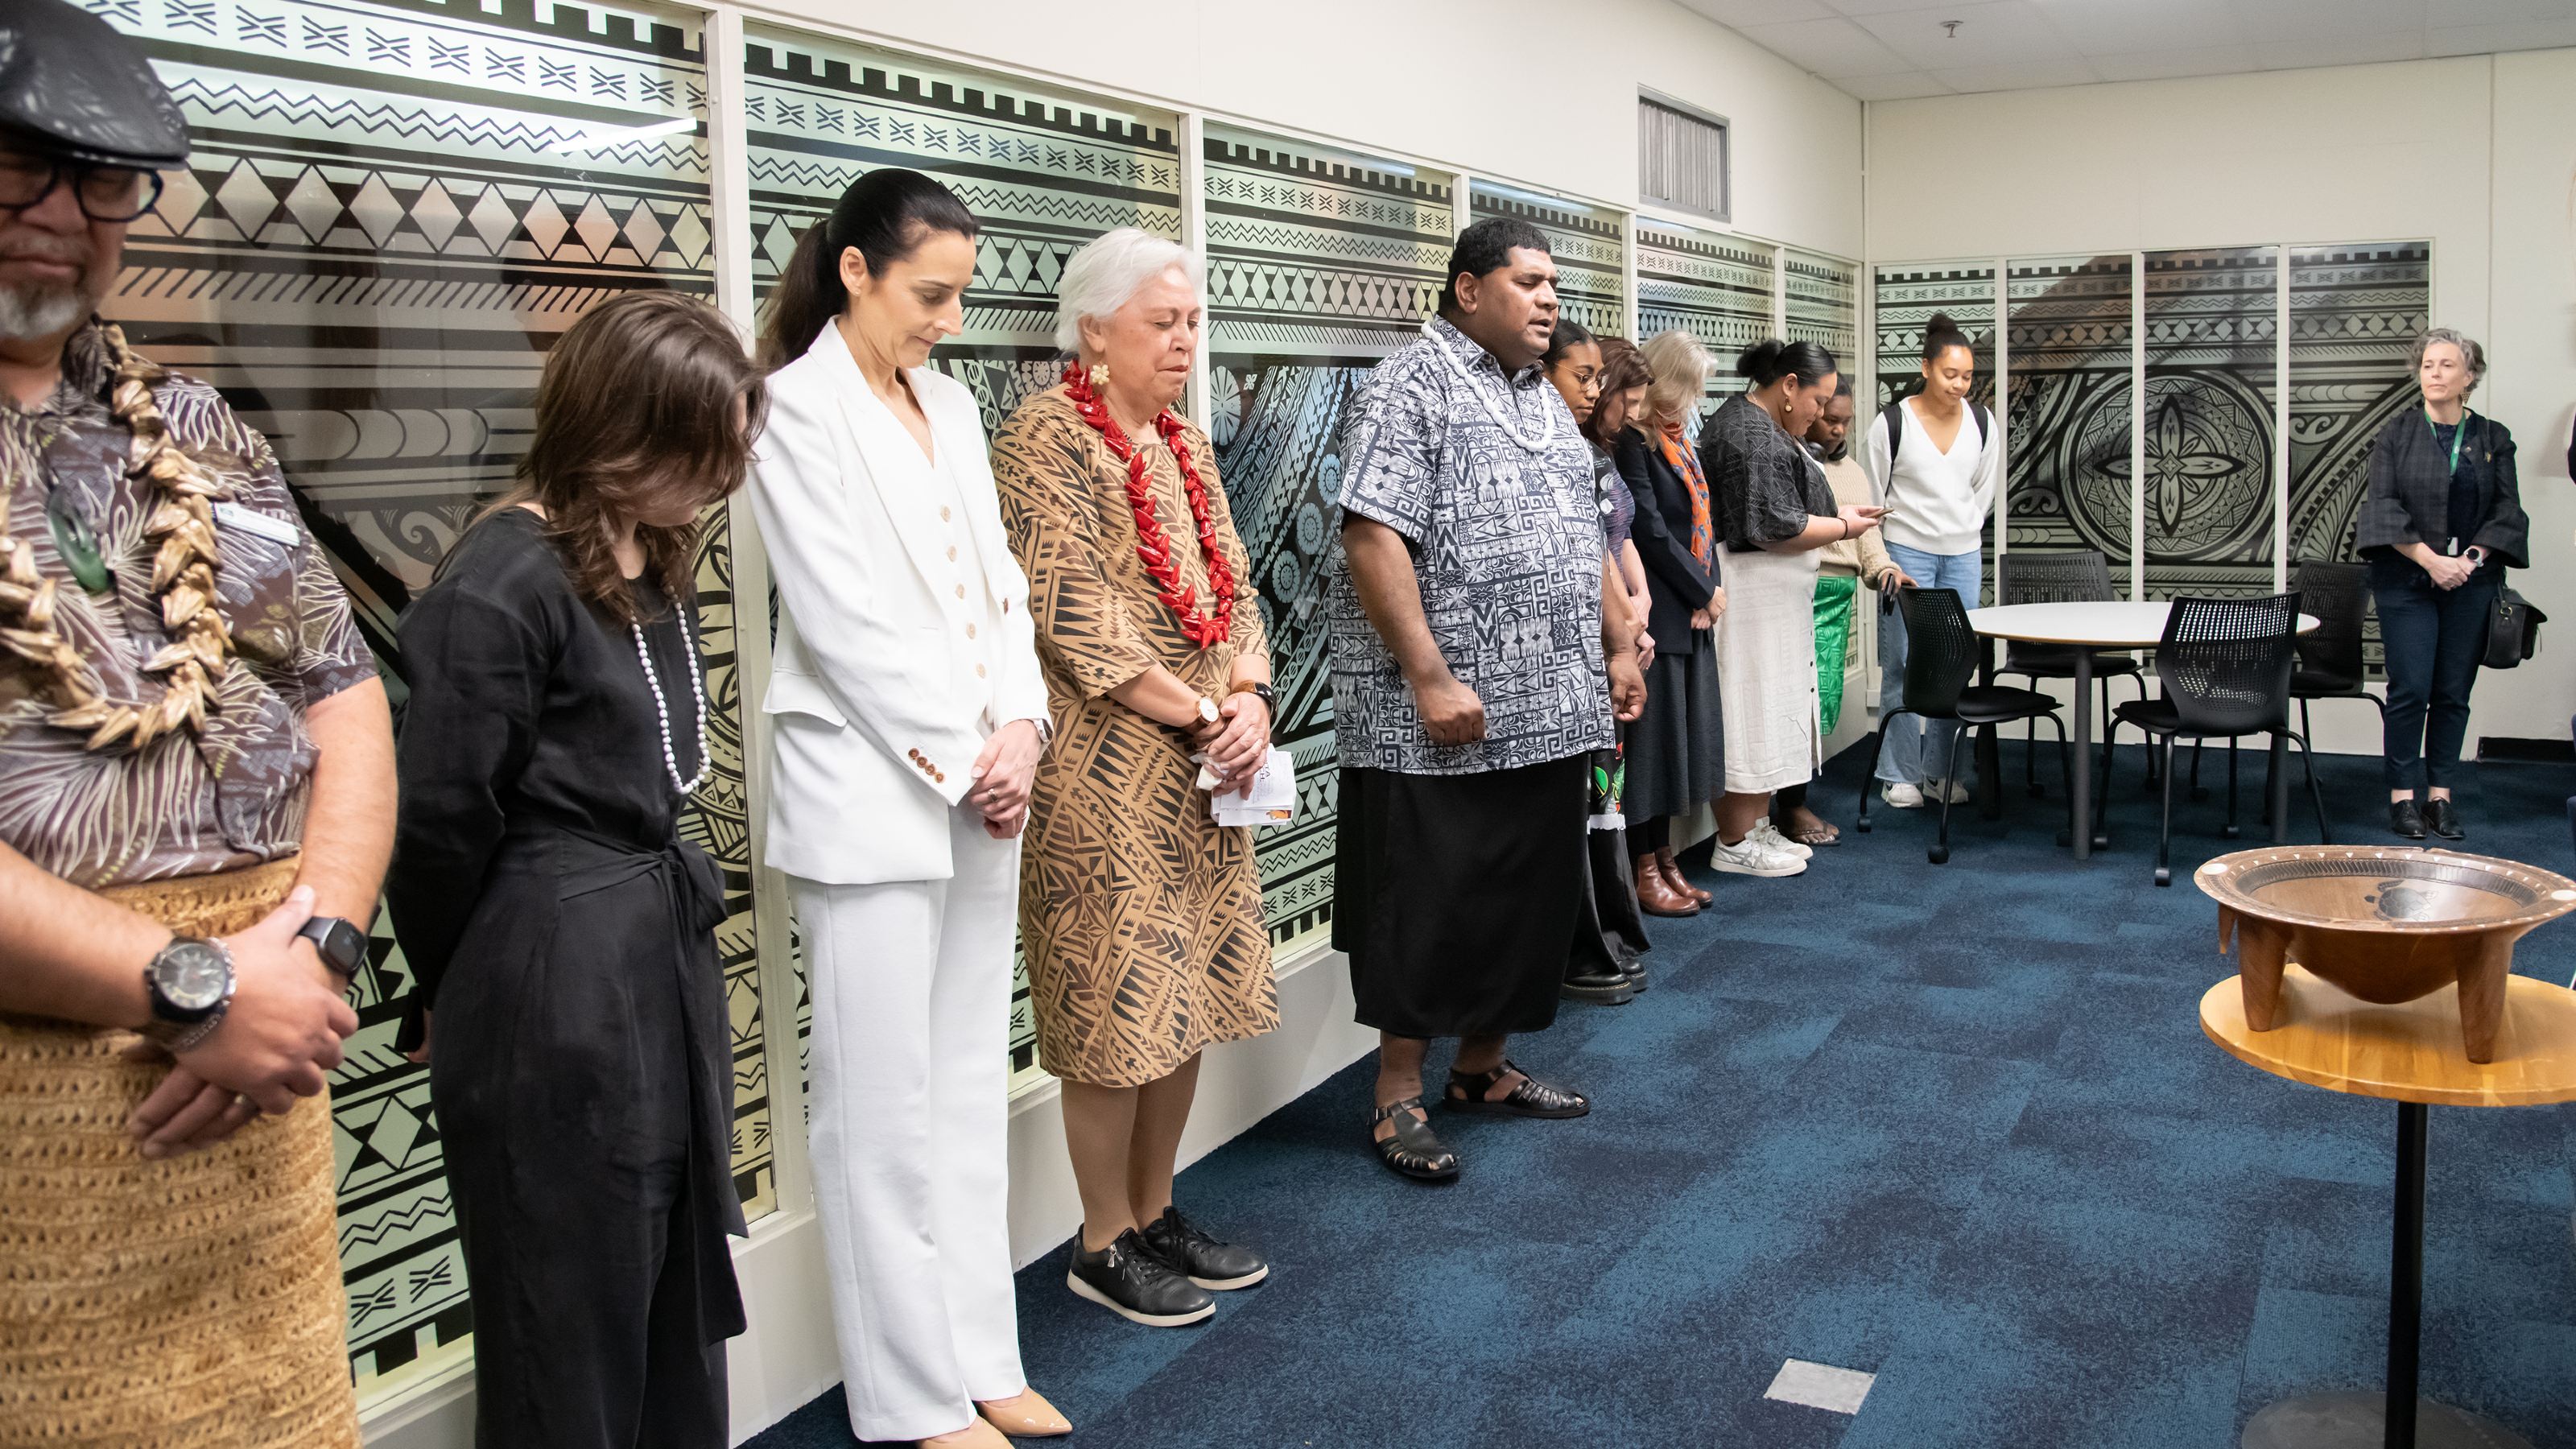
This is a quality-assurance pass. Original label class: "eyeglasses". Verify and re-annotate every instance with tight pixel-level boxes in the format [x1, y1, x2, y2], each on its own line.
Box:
[0, 154, 165, 224]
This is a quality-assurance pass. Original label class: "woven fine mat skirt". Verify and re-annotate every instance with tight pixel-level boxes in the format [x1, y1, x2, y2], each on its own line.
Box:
[0, 855, 359, 1449]
[1713, 544, 1823, 796]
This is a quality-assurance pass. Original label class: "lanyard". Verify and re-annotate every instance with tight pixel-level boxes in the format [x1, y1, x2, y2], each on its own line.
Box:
[2425, 407, 2472, 477]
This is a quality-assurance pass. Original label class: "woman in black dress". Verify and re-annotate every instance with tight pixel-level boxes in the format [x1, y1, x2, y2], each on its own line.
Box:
[387, 292, 769, 1449]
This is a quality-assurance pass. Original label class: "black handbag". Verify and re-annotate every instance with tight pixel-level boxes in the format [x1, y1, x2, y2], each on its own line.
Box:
[2483, 585, 2545, 669]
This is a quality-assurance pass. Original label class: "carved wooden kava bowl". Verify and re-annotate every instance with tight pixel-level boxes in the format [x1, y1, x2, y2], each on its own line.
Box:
[2196, 846, 2576, 1063]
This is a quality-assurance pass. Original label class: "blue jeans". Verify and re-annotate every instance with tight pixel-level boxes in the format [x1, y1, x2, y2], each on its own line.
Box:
[2372, 558, 2498, 792]
[1876, 542, 1983, 786]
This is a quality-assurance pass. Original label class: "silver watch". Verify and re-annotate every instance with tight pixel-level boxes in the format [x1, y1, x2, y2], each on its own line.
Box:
[141, 935, 236, 1053]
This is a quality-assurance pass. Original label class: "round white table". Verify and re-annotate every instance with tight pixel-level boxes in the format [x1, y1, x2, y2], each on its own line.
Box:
[1963, 601, 2320, 861]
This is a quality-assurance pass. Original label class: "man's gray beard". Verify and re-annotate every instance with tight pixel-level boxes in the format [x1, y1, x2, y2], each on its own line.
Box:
[0, 279, 98, 343]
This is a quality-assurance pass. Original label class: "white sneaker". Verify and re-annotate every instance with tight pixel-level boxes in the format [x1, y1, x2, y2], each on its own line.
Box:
[1710, 833, 1808, 877]
[1880, 782, 1926, 809]
[1925, 778, 1973, 805]
[1751, 818, 1813, 859]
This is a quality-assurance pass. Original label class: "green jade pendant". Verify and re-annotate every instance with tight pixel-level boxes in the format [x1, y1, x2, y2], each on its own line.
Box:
[45, 487, 110, 595]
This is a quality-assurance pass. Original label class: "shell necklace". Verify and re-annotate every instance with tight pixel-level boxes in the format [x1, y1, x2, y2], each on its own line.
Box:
[1422, 319, 1557, 454]
[632, 609, 708, 795]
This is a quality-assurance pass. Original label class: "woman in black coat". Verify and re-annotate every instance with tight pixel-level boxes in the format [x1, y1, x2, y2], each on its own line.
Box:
[1612, 330, 1727, 917]
[387, 294, 768, 1448]
[2354, 327, 2529, 843]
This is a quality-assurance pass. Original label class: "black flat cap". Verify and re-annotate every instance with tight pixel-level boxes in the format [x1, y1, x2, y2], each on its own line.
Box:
[0, 0, 189, 168]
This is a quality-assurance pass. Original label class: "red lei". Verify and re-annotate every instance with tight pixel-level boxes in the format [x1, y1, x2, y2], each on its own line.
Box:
[1061, 362, 1236, 648]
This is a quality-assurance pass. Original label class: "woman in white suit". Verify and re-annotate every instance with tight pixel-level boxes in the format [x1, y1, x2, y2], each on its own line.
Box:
[747, 168, 1067, 1449]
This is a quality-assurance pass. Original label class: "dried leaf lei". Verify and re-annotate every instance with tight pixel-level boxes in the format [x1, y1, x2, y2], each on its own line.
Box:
[1061, 361, 1236, 648]
[0, 323, 233, 750]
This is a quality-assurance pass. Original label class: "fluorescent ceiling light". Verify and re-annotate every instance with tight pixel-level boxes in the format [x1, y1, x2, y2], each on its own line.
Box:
[551, 117, 694, 154]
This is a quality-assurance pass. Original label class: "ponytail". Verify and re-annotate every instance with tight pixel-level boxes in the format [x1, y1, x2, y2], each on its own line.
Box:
[1920, 311, 1973, 365]
[758, 167, 980, 369]
[1736, 337, 1836, 390]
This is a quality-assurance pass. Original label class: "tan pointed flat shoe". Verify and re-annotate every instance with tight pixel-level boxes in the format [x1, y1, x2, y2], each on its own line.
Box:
[978, 1386, 1073, 1437]
[920, 1418, 1011, 1449]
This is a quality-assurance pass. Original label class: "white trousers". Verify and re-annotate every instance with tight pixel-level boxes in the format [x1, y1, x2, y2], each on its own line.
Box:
[794, 805, 1025, 1443]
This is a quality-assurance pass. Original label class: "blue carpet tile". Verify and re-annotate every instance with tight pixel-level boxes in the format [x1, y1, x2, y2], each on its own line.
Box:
[747, 742, 2576, 1448]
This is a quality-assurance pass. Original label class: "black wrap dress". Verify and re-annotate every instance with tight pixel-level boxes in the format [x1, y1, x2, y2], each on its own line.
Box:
[386, 506, 745, 1449]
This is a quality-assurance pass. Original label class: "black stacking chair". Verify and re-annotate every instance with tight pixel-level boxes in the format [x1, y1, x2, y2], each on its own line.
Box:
[1996, 550, 2148, 795]
[1858, 586, 2070, 865]
[2287, 558, 2384, 792]
[2101, 593, 2330, 886]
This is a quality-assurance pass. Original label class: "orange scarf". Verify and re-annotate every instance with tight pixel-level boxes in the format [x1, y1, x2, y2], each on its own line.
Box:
[1660, 422, 1714, 568]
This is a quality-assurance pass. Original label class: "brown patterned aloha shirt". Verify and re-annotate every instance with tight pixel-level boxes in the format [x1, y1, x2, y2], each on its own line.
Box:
[0, 322, 378, 889]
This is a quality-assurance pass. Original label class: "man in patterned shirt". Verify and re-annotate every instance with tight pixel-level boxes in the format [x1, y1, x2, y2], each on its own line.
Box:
[0, 4, 393, 1442]
[1331, 216, 1645, 1183]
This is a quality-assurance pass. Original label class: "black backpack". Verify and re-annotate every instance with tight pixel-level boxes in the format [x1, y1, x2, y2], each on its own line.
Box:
[1881, 397, 1990, 466]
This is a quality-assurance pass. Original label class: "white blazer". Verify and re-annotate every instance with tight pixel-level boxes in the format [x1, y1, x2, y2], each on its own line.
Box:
[746, 322, 1049, 886]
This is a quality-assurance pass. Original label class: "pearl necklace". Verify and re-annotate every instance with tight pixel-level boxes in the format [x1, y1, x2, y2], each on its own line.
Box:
[1422, 320, 1557, 454]
[633, 611, 709, 796]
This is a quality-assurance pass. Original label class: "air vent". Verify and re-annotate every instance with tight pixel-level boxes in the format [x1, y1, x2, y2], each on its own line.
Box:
[1640, 93, 1728, 221]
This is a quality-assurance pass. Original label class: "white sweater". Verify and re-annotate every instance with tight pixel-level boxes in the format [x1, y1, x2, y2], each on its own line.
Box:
[1864, 395, 2001, 556]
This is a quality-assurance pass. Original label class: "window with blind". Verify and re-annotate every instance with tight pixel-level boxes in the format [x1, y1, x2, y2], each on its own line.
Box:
[1639, 92, 1729, 222]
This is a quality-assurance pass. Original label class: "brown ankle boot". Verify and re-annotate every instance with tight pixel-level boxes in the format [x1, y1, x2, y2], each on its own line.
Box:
[1660, 845, 1712, 903]
[1633, 853, 1699, 917]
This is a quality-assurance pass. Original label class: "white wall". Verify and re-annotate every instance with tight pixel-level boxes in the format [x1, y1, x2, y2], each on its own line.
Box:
[1866, 51, 2576, 752]
[741, 0, 1866, 258]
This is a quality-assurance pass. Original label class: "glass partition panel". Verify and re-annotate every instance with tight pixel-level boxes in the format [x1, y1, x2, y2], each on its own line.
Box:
[2289, 243, 2428, 675]
[1468, 181, 1624, 336]
[103, 0, 758, 1400]
[741, 27, 1183, 1082]
[1203, 123, 1452, 948]
[2141, 246, 2279, 601]
[1637, 221, 1773, 404]
[1873, 262, 1998, 598]
[1782, 249, 1858, 362]
[2004, 255, 2136, 597]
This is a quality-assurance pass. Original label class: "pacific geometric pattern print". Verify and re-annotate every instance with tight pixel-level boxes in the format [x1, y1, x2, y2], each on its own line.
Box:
[1203, 123, 1454, 948]
[743, 27, 1183, 1081]
[2289, 243, 2429, 675]
[1875, 262, 1999, 599]
[1637, 219, 1773, 403]
[2142, 247, 2279, 602]
[1782, 248, 1858, 362]
[2004, 255, 2135, 592]
[95, 0, 776, 1403]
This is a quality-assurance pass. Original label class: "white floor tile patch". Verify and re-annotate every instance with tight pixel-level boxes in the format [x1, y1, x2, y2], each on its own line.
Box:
[1765, 1359, 1876, 1415]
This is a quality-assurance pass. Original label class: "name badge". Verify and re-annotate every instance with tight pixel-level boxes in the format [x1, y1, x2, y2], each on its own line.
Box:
[213, 501, 303, 547]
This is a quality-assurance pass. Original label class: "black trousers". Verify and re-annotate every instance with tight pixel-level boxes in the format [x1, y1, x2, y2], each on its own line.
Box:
[1335, 755, 1589, 1038]
[2373, 562, 2497, 792]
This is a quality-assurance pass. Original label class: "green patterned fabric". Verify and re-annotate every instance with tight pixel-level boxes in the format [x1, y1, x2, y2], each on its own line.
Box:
[1814, 574, 1860, 736]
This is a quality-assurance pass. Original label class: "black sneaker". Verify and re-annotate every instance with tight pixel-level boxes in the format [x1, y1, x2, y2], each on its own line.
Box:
[1067, 1228, 1213, 1327]
[1140, 1206, 1269, 1290]
[2390, 799, 2427, 840]
[2424, 796, 2465, 840]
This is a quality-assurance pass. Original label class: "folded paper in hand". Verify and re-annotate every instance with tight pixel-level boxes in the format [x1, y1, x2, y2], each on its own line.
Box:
[1212, 747, 1297, 827]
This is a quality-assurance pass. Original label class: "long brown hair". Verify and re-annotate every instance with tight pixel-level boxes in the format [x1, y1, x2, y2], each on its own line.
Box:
[1585, 335, 1651, 450]
[495, 291, 768, 621]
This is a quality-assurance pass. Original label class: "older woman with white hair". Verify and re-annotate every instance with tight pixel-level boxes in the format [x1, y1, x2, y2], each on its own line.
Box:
[2358, 326, 2529, 841]
[993, 227, 1281, 1330]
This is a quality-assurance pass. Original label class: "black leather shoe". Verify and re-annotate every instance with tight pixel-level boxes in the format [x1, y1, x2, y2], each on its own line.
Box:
[1141, 1206, 1268, 1290]
[1067, 1228, 1213, 1327]
[2389, 799, 2427, 840]
[2424, 796, 2465, 840]
[1560, 960, 1636, 1005]
[1621, 949, 1648, 993]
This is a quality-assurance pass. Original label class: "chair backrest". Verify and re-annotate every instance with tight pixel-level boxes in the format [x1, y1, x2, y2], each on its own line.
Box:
[1998, 551, 2116, 671]
[2154, 592, 2301, 736]
[1897, 586, 1981, 718]
[2289, 558, 2368, 687]
[1998, 550, 2117, 607]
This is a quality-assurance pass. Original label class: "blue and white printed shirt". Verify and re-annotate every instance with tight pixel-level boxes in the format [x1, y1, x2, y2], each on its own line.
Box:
[1327, 317, 1612, 775]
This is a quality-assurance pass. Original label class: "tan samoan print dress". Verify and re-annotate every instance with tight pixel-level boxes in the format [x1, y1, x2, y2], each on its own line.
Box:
[992, 384, 1279, 1088]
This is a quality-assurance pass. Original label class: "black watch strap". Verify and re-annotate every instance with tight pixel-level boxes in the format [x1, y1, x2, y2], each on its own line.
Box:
[298, 916, 366, 977]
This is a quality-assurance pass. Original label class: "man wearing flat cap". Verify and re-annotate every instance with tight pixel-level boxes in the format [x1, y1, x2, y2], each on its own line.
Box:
[0, 2, 394, 1443]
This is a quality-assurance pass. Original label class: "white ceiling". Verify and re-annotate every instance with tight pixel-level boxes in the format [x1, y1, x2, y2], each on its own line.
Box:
[1683, 0, 2576, 100]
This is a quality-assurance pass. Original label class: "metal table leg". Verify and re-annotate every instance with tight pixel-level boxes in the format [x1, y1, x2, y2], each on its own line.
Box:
[2070, 650, 2092, 859]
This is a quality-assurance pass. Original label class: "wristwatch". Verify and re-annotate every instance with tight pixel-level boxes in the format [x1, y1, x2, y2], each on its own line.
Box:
[141, 935, 237, 1053]
[1193, 695, 1220, 727]
[298, 916, 367, 979]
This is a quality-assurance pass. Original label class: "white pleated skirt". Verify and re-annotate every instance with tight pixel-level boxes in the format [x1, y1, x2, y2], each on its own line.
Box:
[1711, 543, 1823, 795]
